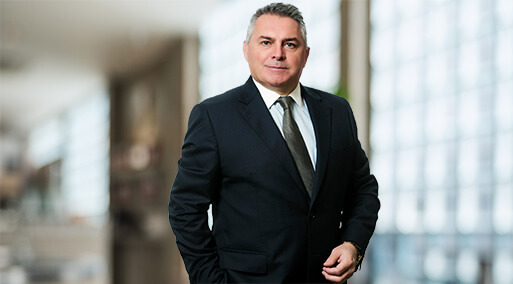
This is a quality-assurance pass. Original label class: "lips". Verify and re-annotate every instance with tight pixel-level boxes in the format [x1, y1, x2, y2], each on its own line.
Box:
[266, 65, 288, 70]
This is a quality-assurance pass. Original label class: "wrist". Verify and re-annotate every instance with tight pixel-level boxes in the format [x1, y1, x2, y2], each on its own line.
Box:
[344, 241, 363, 266]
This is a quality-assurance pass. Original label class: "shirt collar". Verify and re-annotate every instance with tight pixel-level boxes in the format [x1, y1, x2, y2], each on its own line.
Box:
[252, 78, 304, 110]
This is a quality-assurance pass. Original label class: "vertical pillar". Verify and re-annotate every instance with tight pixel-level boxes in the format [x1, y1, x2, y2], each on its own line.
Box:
[340, 0, 372, 154]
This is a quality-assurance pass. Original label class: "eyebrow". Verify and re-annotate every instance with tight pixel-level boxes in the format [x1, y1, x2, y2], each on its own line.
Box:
[258, 36, 300, 42]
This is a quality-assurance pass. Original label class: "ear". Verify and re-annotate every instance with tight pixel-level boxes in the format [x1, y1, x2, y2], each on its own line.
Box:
[243, 41, 249, 62]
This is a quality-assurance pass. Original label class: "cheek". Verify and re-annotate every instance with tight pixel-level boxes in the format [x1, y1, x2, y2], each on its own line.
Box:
[247, 53, 260, 67]
[249, 51, 264, 65]
[298, 57, 308, 69]
[258, 52, 269, 64]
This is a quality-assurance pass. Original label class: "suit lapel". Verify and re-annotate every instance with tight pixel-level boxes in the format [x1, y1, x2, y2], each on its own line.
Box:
[238, 78, 308, 197]
[302, 86, 332, 207]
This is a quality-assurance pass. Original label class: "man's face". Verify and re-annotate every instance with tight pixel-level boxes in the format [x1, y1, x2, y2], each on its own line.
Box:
[243, 14, 310, 95]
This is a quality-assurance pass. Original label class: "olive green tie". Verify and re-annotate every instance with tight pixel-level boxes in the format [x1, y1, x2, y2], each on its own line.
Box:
[277, 96, 314, 198]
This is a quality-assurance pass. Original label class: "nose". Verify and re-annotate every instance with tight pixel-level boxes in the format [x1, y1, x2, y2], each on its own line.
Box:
[271, 45, 285, 60]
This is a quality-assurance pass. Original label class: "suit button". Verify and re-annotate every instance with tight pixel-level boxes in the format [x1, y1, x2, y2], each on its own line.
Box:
[310, 214, 316, 220]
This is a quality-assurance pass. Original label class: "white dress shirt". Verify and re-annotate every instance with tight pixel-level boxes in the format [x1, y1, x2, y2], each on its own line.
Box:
[253, 79, 317, 170]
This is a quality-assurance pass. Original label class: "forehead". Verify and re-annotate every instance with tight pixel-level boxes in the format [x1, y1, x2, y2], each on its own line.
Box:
[253, 14, 302, 38]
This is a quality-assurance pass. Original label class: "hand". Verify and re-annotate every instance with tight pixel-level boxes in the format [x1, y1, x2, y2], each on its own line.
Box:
[322, 242, 358, 283]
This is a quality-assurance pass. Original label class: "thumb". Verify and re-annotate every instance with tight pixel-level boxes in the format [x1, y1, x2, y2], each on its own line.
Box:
[323, 250, 340, 267]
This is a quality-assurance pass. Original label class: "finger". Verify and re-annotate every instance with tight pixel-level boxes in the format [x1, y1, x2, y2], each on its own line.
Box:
[322, 270, 353, 283]
[322, 269, 355, 283]
[322, 264, 347, 276]
[323, 250, 340, 267]
[322, 270, 344, 283]
[323, 255, 355, 273]
[323, 261, 354, 277]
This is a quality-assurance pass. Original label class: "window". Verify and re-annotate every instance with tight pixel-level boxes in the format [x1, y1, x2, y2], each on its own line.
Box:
[370, 0, 513, 282]
[27, 92, 110, 222]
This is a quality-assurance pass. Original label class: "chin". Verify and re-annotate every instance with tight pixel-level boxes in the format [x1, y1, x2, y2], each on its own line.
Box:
[266, 77, 290, 87]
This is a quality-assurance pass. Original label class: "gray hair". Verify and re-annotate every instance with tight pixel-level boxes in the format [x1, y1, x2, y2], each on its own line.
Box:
[246, 3, 308, 47]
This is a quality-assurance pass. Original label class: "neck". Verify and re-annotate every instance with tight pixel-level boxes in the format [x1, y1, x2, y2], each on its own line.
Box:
[254, 80, 297, 96]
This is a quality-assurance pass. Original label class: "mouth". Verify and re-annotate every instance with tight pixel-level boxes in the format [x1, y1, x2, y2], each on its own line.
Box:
[266, 65, 288, 71]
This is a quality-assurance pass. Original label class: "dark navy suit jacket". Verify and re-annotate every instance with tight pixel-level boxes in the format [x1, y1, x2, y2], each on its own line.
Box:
[169, 77, 380, 283]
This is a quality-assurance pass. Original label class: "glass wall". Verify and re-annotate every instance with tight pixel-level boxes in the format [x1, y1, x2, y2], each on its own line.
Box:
[370, 0, 513, 283]
[1, 92, 110, 283]
[27, 92, 110, 222]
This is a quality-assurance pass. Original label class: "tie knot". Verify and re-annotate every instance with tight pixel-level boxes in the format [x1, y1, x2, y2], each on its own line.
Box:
[277, 96, 293, 110]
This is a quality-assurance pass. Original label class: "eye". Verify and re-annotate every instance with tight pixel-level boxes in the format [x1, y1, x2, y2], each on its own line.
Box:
[285, 42, 297, 49]
[261, 40, 271, 46]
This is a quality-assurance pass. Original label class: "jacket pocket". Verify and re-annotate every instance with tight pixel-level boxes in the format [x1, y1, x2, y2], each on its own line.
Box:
[218, 248, 268, 274]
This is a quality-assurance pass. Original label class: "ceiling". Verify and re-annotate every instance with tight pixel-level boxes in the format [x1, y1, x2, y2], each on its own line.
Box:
[0, 0, 221, 134]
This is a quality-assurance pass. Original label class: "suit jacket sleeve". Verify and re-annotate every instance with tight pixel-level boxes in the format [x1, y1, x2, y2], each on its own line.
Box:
[169, 104, 226, 283]
[339, 101, 380, 257]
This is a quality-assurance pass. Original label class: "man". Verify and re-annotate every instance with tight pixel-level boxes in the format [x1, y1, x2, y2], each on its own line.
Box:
[169, 3, 379, 283]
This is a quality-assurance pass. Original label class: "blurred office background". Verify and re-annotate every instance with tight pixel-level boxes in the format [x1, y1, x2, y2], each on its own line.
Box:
[0, 0, 511, 283]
